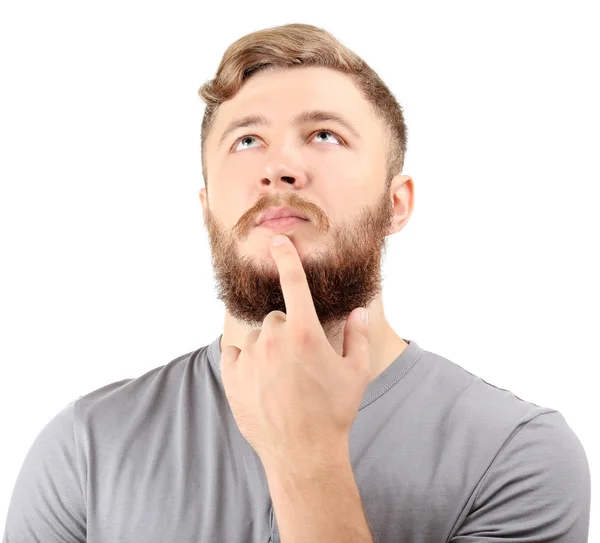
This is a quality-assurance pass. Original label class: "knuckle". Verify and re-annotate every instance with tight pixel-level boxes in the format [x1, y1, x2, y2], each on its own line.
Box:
[260, 312, 286, 347]
[293, 326, 313, 346]
[243, 329, 260, 349]
[263, 311, 286, 327]
[263, 332, 278, 350]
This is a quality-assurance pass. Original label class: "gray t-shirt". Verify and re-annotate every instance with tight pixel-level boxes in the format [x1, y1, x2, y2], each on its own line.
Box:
[2, 335, 591, 542]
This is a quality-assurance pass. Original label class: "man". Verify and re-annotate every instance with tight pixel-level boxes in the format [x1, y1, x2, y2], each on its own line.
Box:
[3, 23, 590, 543]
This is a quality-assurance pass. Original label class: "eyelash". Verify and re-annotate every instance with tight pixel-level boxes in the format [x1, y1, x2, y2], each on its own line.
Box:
[231, 127, 345, 151]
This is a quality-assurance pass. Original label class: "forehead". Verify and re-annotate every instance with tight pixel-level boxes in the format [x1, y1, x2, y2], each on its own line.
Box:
[210, 66, 380, 140]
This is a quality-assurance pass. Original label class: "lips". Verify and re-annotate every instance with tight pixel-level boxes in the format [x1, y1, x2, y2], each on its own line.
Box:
[256, 207, 309, 226]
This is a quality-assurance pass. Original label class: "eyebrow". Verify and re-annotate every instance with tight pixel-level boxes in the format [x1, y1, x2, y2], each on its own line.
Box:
[216, 109, 362, 150]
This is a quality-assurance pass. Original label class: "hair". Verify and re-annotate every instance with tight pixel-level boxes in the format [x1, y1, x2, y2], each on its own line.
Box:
[197, 23, 407, 193]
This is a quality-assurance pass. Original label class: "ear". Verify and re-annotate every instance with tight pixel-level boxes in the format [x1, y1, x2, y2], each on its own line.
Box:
[199, 188, 208, 215]
[388, 174, 414, 236]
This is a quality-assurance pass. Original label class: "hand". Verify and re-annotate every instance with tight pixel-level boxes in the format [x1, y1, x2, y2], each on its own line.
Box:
[220, 234, 371, 473]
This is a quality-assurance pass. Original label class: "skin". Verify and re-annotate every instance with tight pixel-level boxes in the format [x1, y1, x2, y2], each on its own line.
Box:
[199, 65, 414, 382]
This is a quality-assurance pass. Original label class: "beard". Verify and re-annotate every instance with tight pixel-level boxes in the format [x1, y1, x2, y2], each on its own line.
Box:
[202, 182, 394, 339]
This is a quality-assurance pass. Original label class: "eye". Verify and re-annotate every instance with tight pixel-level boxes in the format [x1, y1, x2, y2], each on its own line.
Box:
[232, 128, 344, 152]
[311, 130, 342, 145]
[233, 135, 261, 152]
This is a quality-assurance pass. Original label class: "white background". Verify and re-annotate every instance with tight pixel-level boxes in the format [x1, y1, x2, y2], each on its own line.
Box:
[1, 0, 598, 538]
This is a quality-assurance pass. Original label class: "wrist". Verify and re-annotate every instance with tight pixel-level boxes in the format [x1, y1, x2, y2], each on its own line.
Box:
[263, 449, 352, 488]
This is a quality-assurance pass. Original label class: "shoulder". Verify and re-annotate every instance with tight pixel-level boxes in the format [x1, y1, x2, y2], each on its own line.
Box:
[415, 344, 554, 435]
[414, 344, 591, 541]
[417, 343, 559, 436]
[73, 347, 203, 421]
[449, 410, 591, 542]
[2, 400, 86, 541]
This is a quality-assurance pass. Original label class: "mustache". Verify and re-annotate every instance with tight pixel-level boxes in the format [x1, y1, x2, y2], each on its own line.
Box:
[236, 197, 324, 233]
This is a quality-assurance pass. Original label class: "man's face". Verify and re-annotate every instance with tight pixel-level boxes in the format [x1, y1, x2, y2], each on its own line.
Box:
[200, 66, 398, 335]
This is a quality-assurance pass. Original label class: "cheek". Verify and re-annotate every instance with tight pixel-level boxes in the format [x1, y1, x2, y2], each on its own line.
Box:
[209, 161, 258, 213]
[207, 189, 249, 230]
[216, 156, 253, 182]
[316, 156, 365, 194]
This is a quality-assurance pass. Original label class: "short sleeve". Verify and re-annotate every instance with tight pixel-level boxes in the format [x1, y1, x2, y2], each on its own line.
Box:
[450, 411, 591, 542]
[2, 400, 87, 543]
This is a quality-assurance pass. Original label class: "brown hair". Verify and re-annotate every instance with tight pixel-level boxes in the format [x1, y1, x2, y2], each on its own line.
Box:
[197, 23, 407, 192]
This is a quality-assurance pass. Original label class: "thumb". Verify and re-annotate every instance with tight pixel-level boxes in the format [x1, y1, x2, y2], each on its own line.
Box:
[221, 344, 241, 372]
[342, 307, 369, 360]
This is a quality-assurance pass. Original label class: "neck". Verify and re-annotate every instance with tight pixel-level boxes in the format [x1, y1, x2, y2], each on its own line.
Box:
[219, 293, 408, 382]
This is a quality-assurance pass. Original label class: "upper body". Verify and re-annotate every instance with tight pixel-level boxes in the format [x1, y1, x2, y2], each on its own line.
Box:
[2, 333, 591, 542]
[4, 23, 591, 543]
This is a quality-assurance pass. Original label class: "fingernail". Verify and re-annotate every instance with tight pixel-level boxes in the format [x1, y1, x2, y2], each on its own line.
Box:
[272, 235, 287, 247]
[361, 308, 369, 325]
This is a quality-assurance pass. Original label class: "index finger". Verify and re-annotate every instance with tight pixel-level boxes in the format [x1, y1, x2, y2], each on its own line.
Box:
[269, 234, 319, 328]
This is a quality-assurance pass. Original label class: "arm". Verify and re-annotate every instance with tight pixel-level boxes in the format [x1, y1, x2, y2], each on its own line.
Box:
[450, 411, 591, 542]
[265, 453, 374, 543]
[2, 400, 86, 543]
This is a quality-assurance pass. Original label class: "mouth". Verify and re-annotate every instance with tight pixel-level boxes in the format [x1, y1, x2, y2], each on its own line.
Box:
[255, 206, 310, 227]
[257, 217, 309, 230]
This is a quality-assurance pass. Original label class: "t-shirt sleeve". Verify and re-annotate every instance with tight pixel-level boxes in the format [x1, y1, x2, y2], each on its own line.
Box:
[2, 400, 86, 543]
[450, 410, 591, 542]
